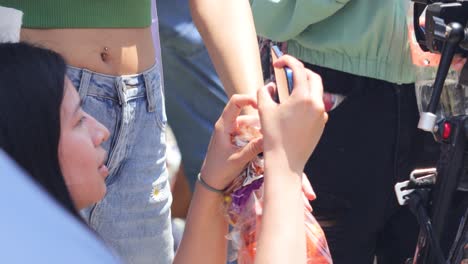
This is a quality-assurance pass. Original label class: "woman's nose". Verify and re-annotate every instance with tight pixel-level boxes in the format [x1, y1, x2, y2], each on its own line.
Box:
[88, 114, 110, 145]
[99, 123, 110, 144]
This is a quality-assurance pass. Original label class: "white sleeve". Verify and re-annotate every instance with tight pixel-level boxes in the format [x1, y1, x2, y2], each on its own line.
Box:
[0, 6, 23, 43]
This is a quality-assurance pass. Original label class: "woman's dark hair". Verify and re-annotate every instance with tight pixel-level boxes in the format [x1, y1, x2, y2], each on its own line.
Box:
[0, 42, 79, 218]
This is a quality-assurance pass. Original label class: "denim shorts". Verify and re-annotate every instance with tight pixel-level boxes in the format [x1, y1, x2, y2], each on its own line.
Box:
[67, 63, 174, 264]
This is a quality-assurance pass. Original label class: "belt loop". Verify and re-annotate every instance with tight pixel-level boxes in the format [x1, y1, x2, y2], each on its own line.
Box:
[143, 72, 156, 113]
[115, 77, 126, 106]
[78, 69, 92, 101]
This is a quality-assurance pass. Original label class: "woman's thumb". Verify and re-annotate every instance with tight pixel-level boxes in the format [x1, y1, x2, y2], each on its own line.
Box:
[237, 136, 264, 165]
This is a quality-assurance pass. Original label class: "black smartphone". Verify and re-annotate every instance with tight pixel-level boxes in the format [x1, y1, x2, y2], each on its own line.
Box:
[271, 45, 293, 103]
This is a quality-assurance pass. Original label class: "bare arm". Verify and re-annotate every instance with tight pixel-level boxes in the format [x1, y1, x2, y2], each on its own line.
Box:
[255, 56, 328, 264]
[175, 56, 327, 264]
[174, 95, 263, 264]
[189, 0, 263, 99]
[257, 156, 306, 263]
[173, 185, 229, 264]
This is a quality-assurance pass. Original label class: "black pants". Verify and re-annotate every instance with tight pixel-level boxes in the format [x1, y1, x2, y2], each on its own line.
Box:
[303, 63, 440, 264]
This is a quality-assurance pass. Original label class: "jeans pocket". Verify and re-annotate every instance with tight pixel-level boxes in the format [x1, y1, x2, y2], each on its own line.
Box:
[151, 69, 168, 129]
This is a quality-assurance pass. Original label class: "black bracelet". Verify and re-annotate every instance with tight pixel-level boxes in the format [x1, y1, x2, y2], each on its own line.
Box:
[197, 173, 225, 194]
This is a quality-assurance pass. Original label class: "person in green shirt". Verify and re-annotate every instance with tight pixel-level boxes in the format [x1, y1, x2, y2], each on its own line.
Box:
[190, 0, 440, 263]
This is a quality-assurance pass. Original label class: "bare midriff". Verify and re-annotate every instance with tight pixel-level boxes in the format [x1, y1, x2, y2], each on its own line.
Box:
[21, 27, 156, 75]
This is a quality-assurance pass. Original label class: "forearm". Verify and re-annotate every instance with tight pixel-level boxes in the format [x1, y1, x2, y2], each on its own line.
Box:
[189, 0, 263, 98]
[174, 183, 229, 264]
[255, 149, 307, 264]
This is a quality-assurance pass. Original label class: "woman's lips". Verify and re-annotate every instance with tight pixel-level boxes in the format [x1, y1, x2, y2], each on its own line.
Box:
[98, 164, 109, 178]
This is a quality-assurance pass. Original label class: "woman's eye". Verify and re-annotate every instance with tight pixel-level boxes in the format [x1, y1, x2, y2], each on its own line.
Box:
[77, 116, 86, 126]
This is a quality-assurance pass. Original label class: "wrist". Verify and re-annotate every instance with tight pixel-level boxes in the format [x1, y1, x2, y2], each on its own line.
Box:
[198, 166, 231, 192]
[263, 163, 303, 197]
[196, 173, 227, 194]
[264, 147, 304, 174]
[192, 181, 228, 218]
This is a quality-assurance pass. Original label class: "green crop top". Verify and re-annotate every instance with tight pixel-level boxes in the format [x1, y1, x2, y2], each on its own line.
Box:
[251, 0, 415, 84]
[0, 0, 151, 28]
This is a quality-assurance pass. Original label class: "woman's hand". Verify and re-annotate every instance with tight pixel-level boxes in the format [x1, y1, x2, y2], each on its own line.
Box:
[199, 94, 264, 191]
[302, 173, 316, 212]
[258, 55, 328, 173]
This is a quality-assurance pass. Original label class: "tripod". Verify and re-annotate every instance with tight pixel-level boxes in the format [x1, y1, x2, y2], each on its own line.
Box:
[394, 1, 468, 263]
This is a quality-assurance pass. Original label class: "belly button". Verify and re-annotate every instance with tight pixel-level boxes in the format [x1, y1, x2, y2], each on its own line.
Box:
[100, 47, 109, 62]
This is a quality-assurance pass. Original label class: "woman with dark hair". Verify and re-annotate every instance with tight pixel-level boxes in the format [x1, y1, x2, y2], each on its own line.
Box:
[0, 42, 110, 217]
[0, 42, 329, 264]
[0, 1, 276, 262]
[0, 2, 178, 261]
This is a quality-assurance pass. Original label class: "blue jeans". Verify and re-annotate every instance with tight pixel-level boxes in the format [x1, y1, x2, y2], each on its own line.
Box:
[158, 0, 228, 190]
[67, 64, 174, 264]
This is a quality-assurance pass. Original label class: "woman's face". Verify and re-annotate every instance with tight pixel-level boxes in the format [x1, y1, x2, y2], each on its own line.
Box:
[58, 79, 110, 210]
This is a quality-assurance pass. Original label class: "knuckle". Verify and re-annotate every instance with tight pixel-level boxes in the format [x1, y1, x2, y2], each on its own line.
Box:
[297, 60, 304, 68]
[315, 104, 326, 115]
[303, 98, 326, 115]
[214, 120, 223, 131]
[249, 146, 257, 157]
[300, 96, 315, 108]
[322, 116, 328, 125]
[323, 112, 329, 123]
[231, 94, 242, 101]
[256, 87, 263, 98]
[253, 141, 262, 154]
[311, 72, 322, 83]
